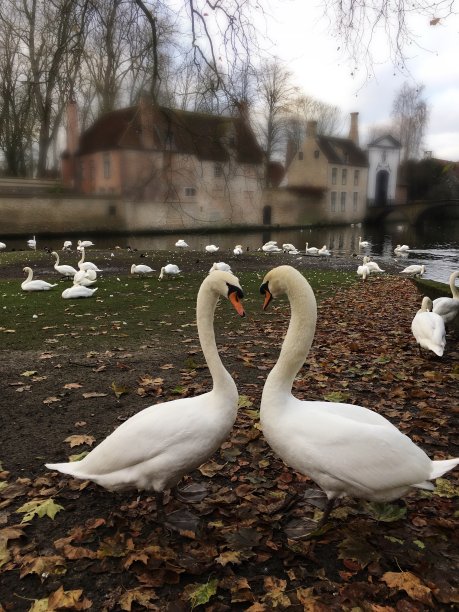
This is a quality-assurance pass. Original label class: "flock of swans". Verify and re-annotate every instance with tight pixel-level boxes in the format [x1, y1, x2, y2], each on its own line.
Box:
[43, 264, 458, 530]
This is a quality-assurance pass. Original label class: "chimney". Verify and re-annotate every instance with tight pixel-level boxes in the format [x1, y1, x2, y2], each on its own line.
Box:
[349, 112, 359, 146]
[139, 93, 155, 149]
[306, 120, 317, 139]
[66, 96, 79, 156]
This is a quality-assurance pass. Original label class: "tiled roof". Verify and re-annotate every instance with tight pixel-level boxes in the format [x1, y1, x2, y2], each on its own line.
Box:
[77, 105, 264, 165]
[317, 136, 368, 167]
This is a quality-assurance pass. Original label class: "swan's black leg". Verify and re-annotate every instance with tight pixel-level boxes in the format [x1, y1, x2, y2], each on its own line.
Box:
[317, 498, 336, 527]
[155, 491, 165, 522]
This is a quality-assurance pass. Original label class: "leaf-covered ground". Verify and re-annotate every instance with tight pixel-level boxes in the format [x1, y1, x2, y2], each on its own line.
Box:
[0, 251, 458, 611]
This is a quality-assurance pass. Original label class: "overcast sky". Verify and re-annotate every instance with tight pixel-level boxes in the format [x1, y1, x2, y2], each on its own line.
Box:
[260, 1, 459, 160]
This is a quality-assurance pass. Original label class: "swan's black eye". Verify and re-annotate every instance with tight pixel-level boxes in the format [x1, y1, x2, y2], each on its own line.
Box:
[260, 281, 268, 295]
[226, 282, 244, 299]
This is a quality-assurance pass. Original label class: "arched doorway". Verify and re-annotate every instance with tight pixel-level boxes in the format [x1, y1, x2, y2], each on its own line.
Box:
[375, 170, 389, 206]
[263, 205, 272, 225]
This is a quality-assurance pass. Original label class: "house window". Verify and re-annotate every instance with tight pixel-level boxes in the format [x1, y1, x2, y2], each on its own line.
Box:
[314, 150, 320, 158]
[214, 163, 223, 177]
[353, 192, 358, 211]
[331, 191, 337, 212]
[342, 169, 347, 185]
[103, 153, 111, 179]
[340, 192, 346, 211]
[185, 187, 196, 196]
[298, 151, 303, 160]
[331, 167, 337, 185]
[354, 170, 359, 186]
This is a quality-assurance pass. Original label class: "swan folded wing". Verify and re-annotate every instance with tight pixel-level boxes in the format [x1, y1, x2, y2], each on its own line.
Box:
[58, 392, 234, 478]
[281, 413, 432, 498]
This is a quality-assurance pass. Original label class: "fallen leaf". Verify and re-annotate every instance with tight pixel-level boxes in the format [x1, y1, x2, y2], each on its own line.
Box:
[184, 578, 218, 609]
[64, 435, 96, 448]
[16, 498, 64, 523]
[381, 571, 433, 605]
[82, 391, 107, 398]
[111, 381, 129, 398]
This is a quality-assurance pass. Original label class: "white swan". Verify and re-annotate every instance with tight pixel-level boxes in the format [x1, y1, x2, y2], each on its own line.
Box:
[362, 256, 385, 273]
[205, 244, 219, 253]
[175, 239, 189, 248]
[77, 239, 94, 250]
[358, 236, 370, 249]
[73, 269, 97, 287]
[357, 264, 370, 281]
[259, 265, 458, 525]
[131, 263, 154, 275]
[394, 244, 410, 254]
[282, 243, 297, 253]
[305, 243, 319, 255]
[21, 267, 57, 291]
[62, 240, 72, 251]
[209, 262, 232, 273]
[51, 252, 77, 278]
[27, 236, 36, 250]
[318, 245, 331, 256]
[46, 271, 245, 518]
[233, 245, 243, 255]
[77, 247, 101, 272]
[400, 264, 425, 277]
[411, 296, 446, 357]
[159, 264, 181, 279]
[62, 285, 98, 299]
[432, 271, 459, 325]
[0, 242, 6, 250]
[262, 242, 282, 253]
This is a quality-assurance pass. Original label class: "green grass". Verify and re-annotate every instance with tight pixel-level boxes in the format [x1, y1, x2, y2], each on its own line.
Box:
[1, 262, 356, 351]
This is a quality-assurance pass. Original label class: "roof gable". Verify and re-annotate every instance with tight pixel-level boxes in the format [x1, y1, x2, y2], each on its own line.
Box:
[367, 135, 401, 149]
[317, 136, 368, 167]
[78, 104, 263, 165]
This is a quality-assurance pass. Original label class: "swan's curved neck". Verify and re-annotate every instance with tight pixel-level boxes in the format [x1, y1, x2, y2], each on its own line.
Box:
[78, 249, 85, 264]
[25, 269, 33, 282]
[196, 284, 235, 393]
[450, 271, 459, 299]
[265, 279, 317, 395]
[53, 253, 59, 265]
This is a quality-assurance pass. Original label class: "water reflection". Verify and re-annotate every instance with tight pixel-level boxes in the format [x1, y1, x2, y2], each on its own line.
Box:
[4, 218, 458, 284]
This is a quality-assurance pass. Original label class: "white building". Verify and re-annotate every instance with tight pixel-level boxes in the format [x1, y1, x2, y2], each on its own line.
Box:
[367, 135, 401, 206]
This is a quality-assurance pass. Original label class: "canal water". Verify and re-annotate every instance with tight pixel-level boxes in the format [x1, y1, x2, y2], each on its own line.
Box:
[3, 217, 459, 284]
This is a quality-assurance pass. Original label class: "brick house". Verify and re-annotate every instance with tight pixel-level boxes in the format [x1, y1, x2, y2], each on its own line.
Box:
[61, 97, 265, 227]
[280, 112, 369, 224]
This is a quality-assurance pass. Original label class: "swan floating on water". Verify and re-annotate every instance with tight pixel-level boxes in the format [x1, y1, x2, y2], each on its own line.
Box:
[432, 270, 459, 325]
[411, 296, 446, 357]
[259, 265, 458, 526]
[46, 271, 245, 520]
[394, 244, 410, 254]
[21, 267, 57, 291]
[358, 236, 370, 249]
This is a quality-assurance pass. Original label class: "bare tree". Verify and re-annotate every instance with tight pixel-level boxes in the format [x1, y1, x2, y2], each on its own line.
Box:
[391, 82, 429, 161]
[255, 58, 299, 185]
[284, 95, 342, 165]
[322, 0, 458, 71]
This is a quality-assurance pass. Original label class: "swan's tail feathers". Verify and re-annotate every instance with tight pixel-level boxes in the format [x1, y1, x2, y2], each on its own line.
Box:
[45, 462, 84, 478]
[430, 457, 459, 479]
[412, 481, 435, 491]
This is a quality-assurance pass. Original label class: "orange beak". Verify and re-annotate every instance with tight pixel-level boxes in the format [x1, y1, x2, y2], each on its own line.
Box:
[229, 291, 245, 317]
[262, 289, 272, 310]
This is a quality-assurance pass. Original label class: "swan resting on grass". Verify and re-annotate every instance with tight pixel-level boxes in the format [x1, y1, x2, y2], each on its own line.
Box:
[21, 267, 57, 291]
[62, 285, 98, 299]
[209, 262, 232, 273]
[259, 265, 458, 527]
[411, 296, 446, 357]
[46, 271, 245, 520]
[73, 269, 97, 287]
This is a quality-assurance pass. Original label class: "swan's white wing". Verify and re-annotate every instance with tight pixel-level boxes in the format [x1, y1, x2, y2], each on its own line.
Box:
[269, 401, 432, 497]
